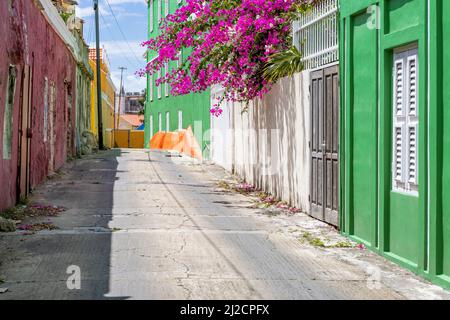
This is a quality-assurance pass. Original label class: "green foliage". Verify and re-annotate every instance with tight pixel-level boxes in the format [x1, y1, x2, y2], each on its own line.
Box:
[262, 46, 304, 84]
[60, 12, 72, 23]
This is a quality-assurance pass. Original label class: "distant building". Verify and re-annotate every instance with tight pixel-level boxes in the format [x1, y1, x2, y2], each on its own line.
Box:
[89, 48, 117, 148]
[124, 91, 145, 114]
[118, 114, 144, 130]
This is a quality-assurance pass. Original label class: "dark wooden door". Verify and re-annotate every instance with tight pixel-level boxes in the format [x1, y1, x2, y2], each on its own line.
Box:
[310, 65, 339, 226]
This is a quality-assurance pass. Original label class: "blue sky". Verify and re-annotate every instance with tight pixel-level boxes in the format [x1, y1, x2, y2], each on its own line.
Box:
[76, 0, 148, 93]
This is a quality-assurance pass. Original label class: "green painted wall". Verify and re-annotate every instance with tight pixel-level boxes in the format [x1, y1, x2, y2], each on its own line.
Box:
[340, 0, 450, 289]
[144, 0, 211, 158]
[348, 11, 377, 246]
[440, 0, 450, 283]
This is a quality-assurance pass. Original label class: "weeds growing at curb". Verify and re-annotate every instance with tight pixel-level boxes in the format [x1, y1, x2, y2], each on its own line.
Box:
[300, 232, 353, 248]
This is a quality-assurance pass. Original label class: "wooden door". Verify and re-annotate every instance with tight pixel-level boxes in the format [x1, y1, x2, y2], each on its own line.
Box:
[310, 65, 339, 226]
[17, 65, 32, 200]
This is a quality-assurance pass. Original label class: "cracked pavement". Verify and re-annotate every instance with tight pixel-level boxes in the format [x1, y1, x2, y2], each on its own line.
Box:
[0, 149, 449, 299]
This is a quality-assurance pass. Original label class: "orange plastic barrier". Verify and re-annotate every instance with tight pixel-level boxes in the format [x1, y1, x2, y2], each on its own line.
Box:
[149, 132, 165, 149]
[149, 126, 203, 161]
[182, 126, 203, 161]
[162, 132, 182, 150]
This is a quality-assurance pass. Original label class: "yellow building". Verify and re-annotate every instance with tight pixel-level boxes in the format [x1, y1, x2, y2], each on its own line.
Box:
[89, 48, 116, 148]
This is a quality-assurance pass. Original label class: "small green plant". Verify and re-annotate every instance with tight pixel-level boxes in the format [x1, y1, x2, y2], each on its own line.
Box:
[309, 237, 326, 247]
[217, 180, 231, 190]
[333, 241, 353, 248]
[0, 206, 22, 220]
[0, 277, 5, 284]
[301, 232, 326, 247]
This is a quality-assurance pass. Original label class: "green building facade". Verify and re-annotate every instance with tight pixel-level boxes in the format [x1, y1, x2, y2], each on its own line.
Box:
[145, 0, 211, 157]
[339, 0, 450, 289]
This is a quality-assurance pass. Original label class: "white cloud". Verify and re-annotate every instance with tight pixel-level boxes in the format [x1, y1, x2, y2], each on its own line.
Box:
[111, 72, 146, 92]
[101, 40, 147, 60]
[76, 5, 110, 18]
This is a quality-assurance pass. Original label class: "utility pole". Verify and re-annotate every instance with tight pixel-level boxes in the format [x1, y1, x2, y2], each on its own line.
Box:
[94, 0, 104, 149]
[116, 67, 127, 129]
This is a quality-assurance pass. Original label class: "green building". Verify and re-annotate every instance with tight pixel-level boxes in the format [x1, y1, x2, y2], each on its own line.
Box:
[145, 0, 211, 157]
[339, 0, 450, 290]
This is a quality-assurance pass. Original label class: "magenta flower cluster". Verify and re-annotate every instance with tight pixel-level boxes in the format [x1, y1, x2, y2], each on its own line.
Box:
[141, 0, 312, 115]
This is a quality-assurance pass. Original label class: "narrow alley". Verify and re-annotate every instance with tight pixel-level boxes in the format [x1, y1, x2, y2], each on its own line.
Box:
[0, 150, 448, 300]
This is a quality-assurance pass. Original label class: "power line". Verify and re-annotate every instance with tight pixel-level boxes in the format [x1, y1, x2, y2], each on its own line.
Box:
[103, 0, 145, 67]
[86, 14, 94, 46]
[99, 10, 142, 70]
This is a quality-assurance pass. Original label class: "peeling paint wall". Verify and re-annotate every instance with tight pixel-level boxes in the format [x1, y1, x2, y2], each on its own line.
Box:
[0, 0, 77, 210]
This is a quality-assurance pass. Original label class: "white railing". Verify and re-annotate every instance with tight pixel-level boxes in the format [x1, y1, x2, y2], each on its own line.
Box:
[293, 0, 339, 70]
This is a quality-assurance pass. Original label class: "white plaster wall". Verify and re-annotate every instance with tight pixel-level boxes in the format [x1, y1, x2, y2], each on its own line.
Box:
[210, 71, 311, 213]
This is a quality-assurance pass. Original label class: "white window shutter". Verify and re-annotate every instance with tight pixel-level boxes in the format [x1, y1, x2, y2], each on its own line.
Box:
[165, 0, 169, 16]
[392, 47, 418, 195]
[394, 59, 404, 116]
[407, 55, 417, 117]
[407, 125, 418, 185]
[393, 126, 404, 184]
[406, 49, 418, 191]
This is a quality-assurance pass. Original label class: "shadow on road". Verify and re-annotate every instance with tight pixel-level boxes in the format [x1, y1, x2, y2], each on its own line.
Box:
[0, 149, 128, 299]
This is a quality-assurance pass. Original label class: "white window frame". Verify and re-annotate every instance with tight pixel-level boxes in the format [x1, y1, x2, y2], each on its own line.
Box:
[149, 73, 154, 101]
[165, 0, 169, 17]
[158, 112, 162, 132]
[165, 111, 170, 132]
[392, 46, 419, 195]
[149, 114, 153, 138]
[157, 0, 162, 24]
[164, 62, 169, 97]
[177, 50, 182, 68]
[157, 69, 162, 99]
[178, 110, 183, 130]
[150, 0, 154, 32]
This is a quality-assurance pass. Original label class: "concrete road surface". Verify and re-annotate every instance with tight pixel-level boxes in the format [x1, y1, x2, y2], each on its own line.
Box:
[0, 149, 449, 299]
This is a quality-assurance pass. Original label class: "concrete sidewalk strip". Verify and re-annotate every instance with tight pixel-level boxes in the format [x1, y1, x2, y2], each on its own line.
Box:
[0, 149, 449, 300]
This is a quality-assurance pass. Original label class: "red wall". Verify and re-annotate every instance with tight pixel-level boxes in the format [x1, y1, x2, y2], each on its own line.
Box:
[0, 0, 77, 210]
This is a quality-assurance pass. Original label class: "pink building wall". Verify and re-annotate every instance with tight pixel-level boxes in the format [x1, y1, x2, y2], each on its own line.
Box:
[0, 0, 77, 210]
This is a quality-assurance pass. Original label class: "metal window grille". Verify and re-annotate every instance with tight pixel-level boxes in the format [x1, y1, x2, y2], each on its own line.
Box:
[293, 0, 338, 70]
